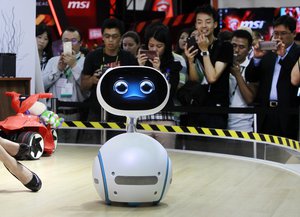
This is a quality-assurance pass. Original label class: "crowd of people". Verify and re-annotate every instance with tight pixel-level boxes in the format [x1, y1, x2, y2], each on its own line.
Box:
[35, 5, 300, 146]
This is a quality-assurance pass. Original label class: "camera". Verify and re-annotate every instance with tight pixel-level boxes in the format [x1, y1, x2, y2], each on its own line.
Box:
[259, 41, 277, 51]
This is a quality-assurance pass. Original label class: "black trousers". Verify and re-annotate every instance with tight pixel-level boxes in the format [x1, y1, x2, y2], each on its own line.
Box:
[259, 111, 298, 140]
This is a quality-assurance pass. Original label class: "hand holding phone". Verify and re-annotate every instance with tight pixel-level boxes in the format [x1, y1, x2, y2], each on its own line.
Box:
[187, 36, 198, 52]
[140, 50, 157, 60]
[259, 41, 277, 51]
[63, 41, 72, 54]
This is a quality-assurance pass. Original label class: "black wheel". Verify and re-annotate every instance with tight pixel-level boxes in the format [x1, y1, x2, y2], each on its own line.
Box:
[17, 132, 44, 160]
[6, 132, 19, 141]
[0, 130, 8, 138]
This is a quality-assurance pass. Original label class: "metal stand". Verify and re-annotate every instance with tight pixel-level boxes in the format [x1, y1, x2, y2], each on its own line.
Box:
[100, 107, 107, 145]
[127, 117, 136, 133]
[51, 98, 57, 113]
[253, 113, 257, 159]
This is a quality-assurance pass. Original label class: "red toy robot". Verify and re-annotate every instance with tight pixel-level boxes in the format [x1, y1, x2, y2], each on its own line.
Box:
[0, 92, 63, 160]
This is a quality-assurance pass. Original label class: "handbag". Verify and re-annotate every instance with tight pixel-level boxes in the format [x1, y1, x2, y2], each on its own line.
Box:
[177, 80, 208, 106]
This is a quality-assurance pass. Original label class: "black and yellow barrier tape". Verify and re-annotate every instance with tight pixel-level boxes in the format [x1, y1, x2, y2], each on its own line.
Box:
[61, 121, 300, 152]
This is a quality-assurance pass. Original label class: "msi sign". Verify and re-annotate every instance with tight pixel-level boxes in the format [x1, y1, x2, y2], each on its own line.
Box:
[62, 0, 95, 16]
[240, 21, 265, 29]
[67, 1, 90, 9]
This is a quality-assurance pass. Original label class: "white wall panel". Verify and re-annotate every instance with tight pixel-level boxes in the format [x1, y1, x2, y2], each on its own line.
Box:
[0, 0, 35, 93]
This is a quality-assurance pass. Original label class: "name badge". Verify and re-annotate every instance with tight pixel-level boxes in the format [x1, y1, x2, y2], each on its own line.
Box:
[61, 82, 73, 98]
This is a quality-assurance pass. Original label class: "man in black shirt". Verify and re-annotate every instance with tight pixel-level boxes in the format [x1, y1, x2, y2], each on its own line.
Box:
[80, 18, 137, 143]
[185, 5, 233, 129]
[81, 18, 138, 121]
[246, 15, 300, 139]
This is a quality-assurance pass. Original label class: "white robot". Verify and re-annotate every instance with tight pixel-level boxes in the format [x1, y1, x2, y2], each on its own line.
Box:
[92, 66, 172, 205]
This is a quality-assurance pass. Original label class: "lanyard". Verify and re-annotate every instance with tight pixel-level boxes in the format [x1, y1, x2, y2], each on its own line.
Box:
[64, 55, 81, 79]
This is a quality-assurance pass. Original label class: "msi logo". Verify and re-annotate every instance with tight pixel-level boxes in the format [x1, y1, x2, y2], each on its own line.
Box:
[67, 1, 90, 9]
[240, 21, 265, 29]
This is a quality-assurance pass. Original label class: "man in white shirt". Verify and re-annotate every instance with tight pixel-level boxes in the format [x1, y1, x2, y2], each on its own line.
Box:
[228, 29, 258, 132]
[43, 27, 88, 142]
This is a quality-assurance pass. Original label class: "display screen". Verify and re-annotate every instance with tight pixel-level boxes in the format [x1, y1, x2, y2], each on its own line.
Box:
[218, 8, 277, 40]
[99, 67, 168, 111]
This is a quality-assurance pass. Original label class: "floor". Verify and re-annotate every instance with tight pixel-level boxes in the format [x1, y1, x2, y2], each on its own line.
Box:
[1, 144, 300, 217]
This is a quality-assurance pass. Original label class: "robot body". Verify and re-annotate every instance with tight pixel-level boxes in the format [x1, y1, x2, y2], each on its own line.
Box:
[93, 133, 172, 204]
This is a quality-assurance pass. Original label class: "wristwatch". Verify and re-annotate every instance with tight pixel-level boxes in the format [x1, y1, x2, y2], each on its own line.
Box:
[200, 51, 209, 56]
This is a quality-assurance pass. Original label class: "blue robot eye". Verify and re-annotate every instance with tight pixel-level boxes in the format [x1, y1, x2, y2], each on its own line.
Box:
[140, 80, 155, 94]
[113, 80, 128, 94]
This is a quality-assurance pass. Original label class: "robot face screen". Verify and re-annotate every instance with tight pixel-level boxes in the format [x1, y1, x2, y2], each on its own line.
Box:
[99, 67, 168, 110]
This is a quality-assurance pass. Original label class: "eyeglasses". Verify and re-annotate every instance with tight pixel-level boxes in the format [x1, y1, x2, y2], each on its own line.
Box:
[103, 34, 120, 40]
[272, 31, 291, 37]
[62, 38, 80, 45]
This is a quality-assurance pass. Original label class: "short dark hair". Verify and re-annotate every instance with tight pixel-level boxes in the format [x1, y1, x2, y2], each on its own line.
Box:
[195, 5, 218, 22]
[232, 29, 253, 48]
[102, 18, 125, 35]
[273, 15, 297, 33]
[63, 26, 82, 41]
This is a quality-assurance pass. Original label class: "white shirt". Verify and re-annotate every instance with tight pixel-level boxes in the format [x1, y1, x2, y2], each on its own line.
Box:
[269, 44, 292, 101]
[228, 57, 254, 132]
[42, 53, 89, 106]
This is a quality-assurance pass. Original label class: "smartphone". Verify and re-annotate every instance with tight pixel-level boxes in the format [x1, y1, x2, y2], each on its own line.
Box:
[140, 50, 157, 60]
[187, 36, 198, 52]
[259, 41, 277, 51]
[63, 41, 72, 54]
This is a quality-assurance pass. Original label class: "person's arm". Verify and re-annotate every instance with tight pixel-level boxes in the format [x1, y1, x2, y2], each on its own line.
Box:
[291, 57, 300, 86]
[203, 57, 228, 83]
[231, 64, 258, 104]
[184, 45, 199, 81]
[137, 49, 148, 66]
[42, 57, 64, 90]
[188, 62, 198, 81]
[81, 74, 99, 91]
[198, 36, 232, 84]
[251, 39, 267, 67]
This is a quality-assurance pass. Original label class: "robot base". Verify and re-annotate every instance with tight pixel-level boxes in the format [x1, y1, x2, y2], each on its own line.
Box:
[92, 132, 172, 205]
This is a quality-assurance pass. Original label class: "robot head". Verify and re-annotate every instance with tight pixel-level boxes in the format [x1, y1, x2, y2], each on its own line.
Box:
[96, 66, 169, 119]
[92, 133, 172, 204]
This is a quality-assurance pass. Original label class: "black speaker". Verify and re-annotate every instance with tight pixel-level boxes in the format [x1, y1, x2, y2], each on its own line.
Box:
[0, 53, 16, 77]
